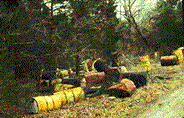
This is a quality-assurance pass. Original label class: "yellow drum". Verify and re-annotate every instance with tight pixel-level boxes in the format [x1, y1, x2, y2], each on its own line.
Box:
[82, 59, 93, 72]
[118, 66, 127, 73]
[31, 87, 85, 114]
[173, 49, 183, 64]
[63, 89, 75, 104]
[32, 96, 47, 113]
[50, 95, 63, 110]
[53, 91, 67, 106]
[32, 95, 63, 113]
[56, 68, 69, 78]
[139, 55, 151, 71]
[72, 87, 85, 102]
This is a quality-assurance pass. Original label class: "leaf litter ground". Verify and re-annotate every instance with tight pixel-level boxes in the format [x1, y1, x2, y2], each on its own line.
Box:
[24, 62, 184, 118]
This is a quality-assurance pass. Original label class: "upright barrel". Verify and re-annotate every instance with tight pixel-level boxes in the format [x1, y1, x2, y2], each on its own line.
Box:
[173, 49, 183, 64]
[139, 55, 151, 71]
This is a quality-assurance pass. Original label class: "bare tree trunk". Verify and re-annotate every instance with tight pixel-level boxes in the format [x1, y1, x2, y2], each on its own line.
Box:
[76, 53, 80, 76]
[48, 0, 56, 72]
[130, 14, 150, 48]
[122, 0, 150, 55]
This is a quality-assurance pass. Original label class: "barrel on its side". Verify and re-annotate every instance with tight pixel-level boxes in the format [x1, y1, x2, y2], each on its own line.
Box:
[30, 94, 63, 114]
[109, 66, 127, 74]
[30, 87, 85, 114]
[94, 59, 147, 87]
[52, 83, 74, 92]
[82, 59, 93, 72]
[120, 71, 148, 88]
[84, 72, 106, 83]
[54, 87, 85, 104]
[107, 78, 136, 98]
[160, 55, 178, 66]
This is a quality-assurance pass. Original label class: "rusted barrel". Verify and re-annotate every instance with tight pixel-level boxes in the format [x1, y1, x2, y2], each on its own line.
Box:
[107, 78, 136, 97]
[160, 55, 178, 66]
[94, 60, 147, 87]
[119, 79, 136, 93]
[120, 71, 148, 88]
[30, 87, 85, 114]
[83, 72, 106, 83]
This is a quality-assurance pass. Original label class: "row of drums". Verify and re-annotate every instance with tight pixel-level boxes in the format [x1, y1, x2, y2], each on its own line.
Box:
[29, 87, 85, 114]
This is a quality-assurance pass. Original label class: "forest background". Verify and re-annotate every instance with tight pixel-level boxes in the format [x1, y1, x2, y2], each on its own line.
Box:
[0, 0, 183, 117]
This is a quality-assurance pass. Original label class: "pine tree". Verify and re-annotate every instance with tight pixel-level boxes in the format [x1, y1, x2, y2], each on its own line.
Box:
[151, 0, 183, 55]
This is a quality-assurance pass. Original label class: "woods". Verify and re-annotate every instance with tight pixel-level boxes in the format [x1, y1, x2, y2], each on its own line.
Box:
[1, 0, 183, 75]
[0, 0, 183, 117]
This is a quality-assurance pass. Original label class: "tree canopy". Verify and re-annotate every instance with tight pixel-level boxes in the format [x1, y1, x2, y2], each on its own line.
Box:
[149, 0, 183, 55]
[0, 0, 183, 74]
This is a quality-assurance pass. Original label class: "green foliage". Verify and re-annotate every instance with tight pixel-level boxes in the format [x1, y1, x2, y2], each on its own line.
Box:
[150, 0, 183, 55]
[0, 0, 121, 73]
[0, 1, 120, 117]
[68, 0, 119, 61]
[0, 75, 43, 117]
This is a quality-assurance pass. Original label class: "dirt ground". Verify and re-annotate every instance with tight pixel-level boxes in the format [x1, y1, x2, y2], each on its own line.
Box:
[23, 62, 184, 118]
[137, 86, 184, 118]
